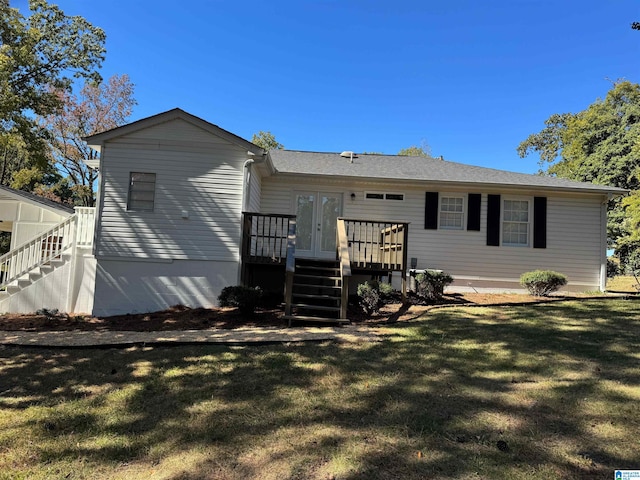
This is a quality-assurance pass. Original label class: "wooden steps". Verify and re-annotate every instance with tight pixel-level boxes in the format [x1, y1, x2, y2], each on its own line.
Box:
[285, 258, 349, 326]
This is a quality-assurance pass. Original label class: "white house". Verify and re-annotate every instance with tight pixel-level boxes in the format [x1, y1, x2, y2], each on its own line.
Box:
[0, 108, 625, 321]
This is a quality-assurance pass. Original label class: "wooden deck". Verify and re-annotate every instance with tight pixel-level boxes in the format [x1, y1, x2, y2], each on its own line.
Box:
[241, 213, 409, 323]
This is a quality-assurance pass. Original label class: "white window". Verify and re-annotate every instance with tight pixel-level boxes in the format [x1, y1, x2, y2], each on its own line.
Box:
[439, 196, 464, 229]
[502, 199, 530, 246]
[127, 172, 156, 212]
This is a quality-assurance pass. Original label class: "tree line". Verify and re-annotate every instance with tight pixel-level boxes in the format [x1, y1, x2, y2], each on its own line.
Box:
[518, 80, 640, 270]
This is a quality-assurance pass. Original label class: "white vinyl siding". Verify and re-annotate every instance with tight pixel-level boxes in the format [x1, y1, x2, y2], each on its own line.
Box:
[95, 118, 246, 261]
[439, 195, 464, 230]
[260, 175, 605, 290]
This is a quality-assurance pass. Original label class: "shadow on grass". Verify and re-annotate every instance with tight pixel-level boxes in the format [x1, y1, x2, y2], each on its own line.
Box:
[0, 299, 638, 479]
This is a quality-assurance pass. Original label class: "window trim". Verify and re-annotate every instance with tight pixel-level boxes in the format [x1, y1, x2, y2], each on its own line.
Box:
[501, 196, 531, 247]
[127, 172, 156, 212]
[438, 193, 466, 230]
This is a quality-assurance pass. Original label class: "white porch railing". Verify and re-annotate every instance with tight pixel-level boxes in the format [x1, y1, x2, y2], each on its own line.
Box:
[0, 207, 96, 288]
[75, 206, 96, 247]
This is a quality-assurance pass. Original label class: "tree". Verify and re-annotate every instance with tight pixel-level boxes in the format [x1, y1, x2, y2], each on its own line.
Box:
[10, 165, 73, 204]
[37, 74, 137, 205]
[0, 130, 29, 184]
[251, 131, 283, 151]
[0, 0, 106, 163]
[398, 143, 431, 157]
[517, 80, 640, 264]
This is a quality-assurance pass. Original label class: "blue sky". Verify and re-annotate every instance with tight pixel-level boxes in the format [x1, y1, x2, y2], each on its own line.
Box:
[15, 0, 640, 173]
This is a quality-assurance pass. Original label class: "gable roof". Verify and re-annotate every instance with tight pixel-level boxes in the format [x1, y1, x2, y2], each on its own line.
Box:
[83, 108, 264, 156]
[0, 185, 75, 214]
[268, 150, 626, 195]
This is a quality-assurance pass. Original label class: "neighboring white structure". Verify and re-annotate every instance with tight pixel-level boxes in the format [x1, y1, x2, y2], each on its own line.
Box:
[0, 108, 625, 317]
[0, 186, 96, 314]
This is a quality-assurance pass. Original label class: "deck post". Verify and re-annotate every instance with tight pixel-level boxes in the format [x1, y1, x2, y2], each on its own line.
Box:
[401, 223, 408, 302]
[336, 218, 352, 322]
[340, 279, 349, 321]
[284, 219, 297, 324]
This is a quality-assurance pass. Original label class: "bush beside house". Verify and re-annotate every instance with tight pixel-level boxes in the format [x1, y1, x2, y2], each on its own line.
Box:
[520, 270, 567, 297]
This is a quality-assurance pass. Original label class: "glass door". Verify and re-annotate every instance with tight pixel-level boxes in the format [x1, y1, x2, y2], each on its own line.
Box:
[294, 192, 342, 258]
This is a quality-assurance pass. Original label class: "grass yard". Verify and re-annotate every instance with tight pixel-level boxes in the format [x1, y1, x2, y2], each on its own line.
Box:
[1, 299, 639, 480]
[607, 275, 640, 293]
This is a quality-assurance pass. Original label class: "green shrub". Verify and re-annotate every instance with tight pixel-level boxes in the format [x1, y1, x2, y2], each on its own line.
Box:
[607, 258, 620, 278]
[218, 286, 262, 315]
[357, 282, 380, 315]
[520, 270, 567, 297]
[378, 281, 394, 298]
[356, 280, 395, 315]
[415, 270, 454, 302]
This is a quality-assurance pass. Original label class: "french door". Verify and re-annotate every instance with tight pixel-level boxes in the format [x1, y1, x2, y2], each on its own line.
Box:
[294, 191, 343, 259]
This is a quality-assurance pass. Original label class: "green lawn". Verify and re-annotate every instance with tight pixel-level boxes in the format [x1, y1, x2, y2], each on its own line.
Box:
[1, 299, 639, 480]
[606, 275, 640, 293]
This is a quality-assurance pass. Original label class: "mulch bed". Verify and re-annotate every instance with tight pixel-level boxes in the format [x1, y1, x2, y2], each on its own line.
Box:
[0, 293, 582, 332]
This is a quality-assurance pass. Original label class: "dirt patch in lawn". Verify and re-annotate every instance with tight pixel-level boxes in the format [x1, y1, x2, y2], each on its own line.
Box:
[0, 293, 594, 332]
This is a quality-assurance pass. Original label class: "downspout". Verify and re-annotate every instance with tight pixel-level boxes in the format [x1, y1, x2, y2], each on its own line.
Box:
[600, 193, 610, 292]
[238, 155, 256, 287]
[242, 157, 255, 213]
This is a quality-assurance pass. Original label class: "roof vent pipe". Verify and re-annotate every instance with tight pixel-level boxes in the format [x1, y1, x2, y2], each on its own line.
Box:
[340, 151, 357, 163]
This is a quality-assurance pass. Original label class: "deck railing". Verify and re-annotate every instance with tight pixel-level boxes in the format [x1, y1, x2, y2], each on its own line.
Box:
[340, 218, 409, 272]
[74, 206, 96, 247]
[241, 212, 297, 264]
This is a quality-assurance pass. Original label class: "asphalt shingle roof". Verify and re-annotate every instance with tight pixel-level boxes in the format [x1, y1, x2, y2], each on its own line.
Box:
[268, 150, 625, 194]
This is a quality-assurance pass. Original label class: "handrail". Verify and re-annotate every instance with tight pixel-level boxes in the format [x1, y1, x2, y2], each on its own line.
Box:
[336, 218, 352, 277]
[336, 218, 352, 320]
[284, 218, 296, 316]
[0, 215, 77, 288]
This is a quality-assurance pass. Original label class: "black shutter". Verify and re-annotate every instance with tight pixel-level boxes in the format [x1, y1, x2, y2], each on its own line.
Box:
[425, 192, 438, 229]
[533, 196, 547, 249]
[467, 193, 481, 231]
[487, 194, 501, 246]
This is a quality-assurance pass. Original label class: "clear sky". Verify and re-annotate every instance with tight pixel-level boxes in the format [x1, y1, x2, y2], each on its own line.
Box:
[14, 0, 640, 173]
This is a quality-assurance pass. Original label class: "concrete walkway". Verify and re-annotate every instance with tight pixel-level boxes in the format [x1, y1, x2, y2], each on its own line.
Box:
[0, 325, 388, 348]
